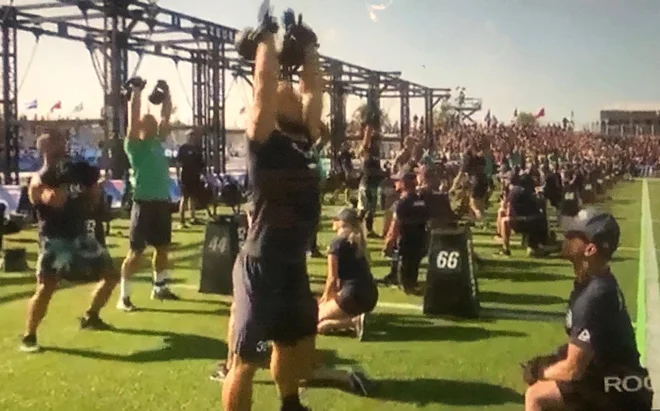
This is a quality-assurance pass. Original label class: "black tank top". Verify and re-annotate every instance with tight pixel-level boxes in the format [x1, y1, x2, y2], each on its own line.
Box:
[34, 160, 88, 239]
[244, 130, 321, 263]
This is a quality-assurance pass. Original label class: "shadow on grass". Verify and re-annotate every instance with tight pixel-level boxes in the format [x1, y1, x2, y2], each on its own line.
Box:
[138, 306, 229, 316]
[0, 274, 36, 286]
[479, 291, 565, 305]
[43, 327, 225, 363]
[478, 259, 572, 282]
[0, 290, 34, 305]
[373, 378, 521, 406]
[366, 313, 527, 342]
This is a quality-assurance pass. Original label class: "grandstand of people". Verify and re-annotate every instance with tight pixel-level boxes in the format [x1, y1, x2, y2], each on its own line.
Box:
[0, 1, 659, 411]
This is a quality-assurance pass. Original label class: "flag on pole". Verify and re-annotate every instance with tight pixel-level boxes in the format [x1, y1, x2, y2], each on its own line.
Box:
[535, 108, 545, 118]
[72, 102, 83, 113]
[50, 101, 62, 112]
[25, 99, 38, 110]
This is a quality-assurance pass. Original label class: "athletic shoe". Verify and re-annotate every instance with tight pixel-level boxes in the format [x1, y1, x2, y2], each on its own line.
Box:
[19, 334, 40, 353]
[495, 248, 511, 257]
[151, 287, 180, 301]
[348, 369, 370, 396]
[354, 314, 366, 341]
[80, 315, 113, 330]
[117, 296, 137, 312]
[209, 362, 229, 382]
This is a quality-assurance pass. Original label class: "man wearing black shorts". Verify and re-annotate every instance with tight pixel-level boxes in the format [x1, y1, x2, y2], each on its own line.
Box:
[176, 127, 204, 228]
[222, 17, 322, 411]
[117, 78, 178, 312]
[383, 169, 429, 294]
[523, 209, 652, 410]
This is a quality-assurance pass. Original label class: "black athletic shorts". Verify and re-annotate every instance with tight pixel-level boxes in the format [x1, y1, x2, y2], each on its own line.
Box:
[231, 250, 318, 362]
[180, 175, 203, 198]
[129, 200, 172, 251]
[470, 174, 489, 199]
[336, 280, 378, 317]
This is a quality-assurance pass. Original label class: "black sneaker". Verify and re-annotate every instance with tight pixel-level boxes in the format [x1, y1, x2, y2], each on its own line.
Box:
[495, 248, 511, 257]
[80, 314, 113, 330]
[151, 287, 180, 301]
[348, 369, 371, 396]
[19, 334, 40, 353]
[209, 362, 230, 382]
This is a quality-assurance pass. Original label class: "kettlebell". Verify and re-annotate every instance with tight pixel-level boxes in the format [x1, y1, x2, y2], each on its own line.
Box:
[235, 28, 258, 61]
[149, 80, 169, 105]
[123, 76, 146, 100]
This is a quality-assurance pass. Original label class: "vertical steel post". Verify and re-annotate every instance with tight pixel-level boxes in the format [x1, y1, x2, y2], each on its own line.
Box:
[0, 6, 18, 184]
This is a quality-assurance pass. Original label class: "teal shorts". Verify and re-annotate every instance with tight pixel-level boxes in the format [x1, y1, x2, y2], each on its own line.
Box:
[37, 235, 113, 279]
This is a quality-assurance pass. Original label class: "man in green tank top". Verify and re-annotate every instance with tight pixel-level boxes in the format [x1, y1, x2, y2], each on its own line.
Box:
[118, 79, 179, 313]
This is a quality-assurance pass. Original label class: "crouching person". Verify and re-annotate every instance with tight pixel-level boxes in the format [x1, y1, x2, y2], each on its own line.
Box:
[523, 209, 652, 411]
[318, 208, 378, 341]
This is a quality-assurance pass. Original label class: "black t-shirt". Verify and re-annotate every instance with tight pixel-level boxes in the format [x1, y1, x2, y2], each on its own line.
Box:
[565, 271, 642, 372]
[328, 236, 373, 286]
[507, 185, 538, 217]
[35, 159, 96, 239]
[338, 150, 353, 173]
[394, 193, 429, 248]
[177, 143, 204, 181]
[361, 156, 382, 187]
[244, 131, 321, 263]
[419, 188, 454, 224]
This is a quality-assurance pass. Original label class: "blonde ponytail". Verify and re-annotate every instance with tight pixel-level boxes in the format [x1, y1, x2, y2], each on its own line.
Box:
[339, 223, 369, 262]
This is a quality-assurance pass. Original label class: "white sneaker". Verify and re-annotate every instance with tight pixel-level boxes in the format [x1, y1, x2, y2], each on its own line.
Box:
[116, 297, 137, 312]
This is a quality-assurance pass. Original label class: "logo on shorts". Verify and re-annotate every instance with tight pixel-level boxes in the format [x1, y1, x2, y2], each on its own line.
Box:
[256, 341, 269, 353]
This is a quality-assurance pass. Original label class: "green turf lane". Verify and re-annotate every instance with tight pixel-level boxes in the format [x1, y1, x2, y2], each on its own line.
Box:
[0, 185, 643, 411]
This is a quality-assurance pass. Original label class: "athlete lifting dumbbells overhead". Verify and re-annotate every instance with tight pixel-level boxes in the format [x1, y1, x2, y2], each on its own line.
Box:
[222, 9, 323, 411]
[21, 130, 119, 353]
[118, 77, 179, 312]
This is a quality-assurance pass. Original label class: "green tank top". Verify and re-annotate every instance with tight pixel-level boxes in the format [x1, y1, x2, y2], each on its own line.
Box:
[124, 137, 171, 201]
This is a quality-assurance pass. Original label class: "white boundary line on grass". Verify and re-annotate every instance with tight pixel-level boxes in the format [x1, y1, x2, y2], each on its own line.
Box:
[641, 180, 660, 410]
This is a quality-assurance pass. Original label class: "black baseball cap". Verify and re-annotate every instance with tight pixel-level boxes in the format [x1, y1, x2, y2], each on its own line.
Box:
[334, 207, 360, 225]
[392, 168, 416, 181]
[561, 208, 620, 257]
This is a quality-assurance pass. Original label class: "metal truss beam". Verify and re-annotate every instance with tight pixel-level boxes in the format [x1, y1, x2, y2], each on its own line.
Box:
[5, 0, 471, 172]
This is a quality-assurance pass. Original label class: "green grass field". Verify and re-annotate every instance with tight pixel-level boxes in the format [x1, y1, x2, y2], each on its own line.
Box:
[0, 181, 646, 411]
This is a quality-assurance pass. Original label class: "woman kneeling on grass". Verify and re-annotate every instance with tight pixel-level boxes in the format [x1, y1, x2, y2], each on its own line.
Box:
[318, 208, 379, 341]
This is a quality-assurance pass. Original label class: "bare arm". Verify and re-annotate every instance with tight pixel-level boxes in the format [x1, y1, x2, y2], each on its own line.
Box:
[126, 89, 142, 140]
[158, 92, 172, 140]
[246, 33, 279, 143]
[299, 44, 324, 142]
[28, 175, 66, 208]
[322, 254, 340, 300]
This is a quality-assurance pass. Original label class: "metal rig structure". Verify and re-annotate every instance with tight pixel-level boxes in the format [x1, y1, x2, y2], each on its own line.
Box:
[0, 0, 472, 182]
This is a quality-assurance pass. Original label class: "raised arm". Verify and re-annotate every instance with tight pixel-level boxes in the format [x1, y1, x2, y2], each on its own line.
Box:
[126, 86, 142, 140]
[246, 33, 279, 142]
[158, 90, 172, 140]
[299, 44, 324, 142]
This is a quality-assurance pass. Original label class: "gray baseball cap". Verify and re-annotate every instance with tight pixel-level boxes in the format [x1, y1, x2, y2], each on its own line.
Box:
[561, 208, 620, 257]
[334, 207, 360, 225]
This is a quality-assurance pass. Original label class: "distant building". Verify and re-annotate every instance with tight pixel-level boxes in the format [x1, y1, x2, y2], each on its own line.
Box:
[600, 106, 660, 136]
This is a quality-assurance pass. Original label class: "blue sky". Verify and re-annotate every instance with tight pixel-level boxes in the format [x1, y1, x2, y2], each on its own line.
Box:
[15, 0, 660, 127]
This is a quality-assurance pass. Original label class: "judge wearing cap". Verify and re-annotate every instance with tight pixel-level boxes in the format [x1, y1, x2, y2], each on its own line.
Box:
[523, 209, 652, 411]
[175, 127, 204, 228]
[382, 168, 429, 294]
[317, 208, 378, 341]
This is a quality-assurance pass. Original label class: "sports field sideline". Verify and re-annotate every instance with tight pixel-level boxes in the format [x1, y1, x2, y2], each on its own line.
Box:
[0, 180, 658, 411]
